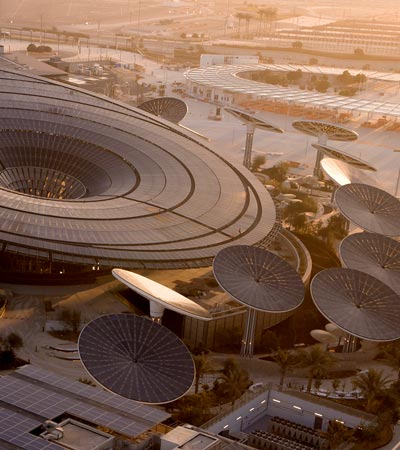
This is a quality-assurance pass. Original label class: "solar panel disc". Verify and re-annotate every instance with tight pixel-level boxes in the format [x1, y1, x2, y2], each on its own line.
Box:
[340, 232, 400, 294]
[79, 314, 195, 404]
[335, 183, 400, 236]
[292, 120, 358, 141]
[213, 245, 304, 312]
[311, 268, 400, 341]
[138, 97, 188, 123]
[225, 107, 283, 133]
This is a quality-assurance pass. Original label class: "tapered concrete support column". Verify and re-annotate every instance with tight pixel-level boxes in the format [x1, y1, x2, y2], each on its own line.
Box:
[313, 133, 328, 178]
[243, 123, 256, 169]
[240, 308, 257, 357]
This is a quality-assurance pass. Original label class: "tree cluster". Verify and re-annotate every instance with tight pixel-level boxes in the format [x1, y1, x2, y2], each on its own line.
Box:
[58, 308, 81, 335]
[0, 332, 23, 369]
[168, 358, 251, 426]
[263, 162, 289, 183]
[337, 70, 367, 86]
[27, 44, 53, 53]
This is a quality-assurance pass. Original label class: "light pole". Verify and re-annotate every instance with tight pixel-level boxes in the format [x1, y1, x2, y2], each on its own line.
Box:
[393, 149, 400, 197]
[40, 14, 43, 44]
[9, 20, 13, 46]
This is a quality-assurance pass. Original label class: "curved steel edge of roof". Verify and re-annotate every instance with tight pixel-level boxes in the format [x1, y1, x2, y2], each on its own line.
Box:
[112, 268, 212, 320]
[0, 69, 277, 269]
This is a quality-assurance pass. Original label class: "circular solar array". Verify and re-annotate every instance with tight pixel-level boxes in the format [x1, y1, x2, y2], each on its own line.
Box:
[340, 232, 400, 294]
[225, 108, 284, 133]
[213, 245, 304, 312]
[138, 97, 188, 123]
[292, 120, 359, 141]
[320, 158, 377, 187]
[335, 183, 400, 236]
[79, 314, 195, 403]
[112, 268, 212, 320]
[312, 143, 376, 171]
[311, 268, 400, 341]
[0, 69, 276, 269]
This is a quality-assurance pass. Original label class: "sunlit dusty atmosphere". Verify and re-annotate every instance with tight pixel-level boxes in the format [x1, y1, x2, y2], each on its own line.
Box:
[0, 1, 400, 449]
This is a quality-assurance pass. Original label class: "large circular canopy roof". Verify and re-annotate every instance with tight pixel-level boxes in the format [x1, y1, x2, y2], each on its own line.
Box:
[320, 158, 377, 187]
[335, 183, 400, 236]
[112, 268, 212, 320]
[312, 143, 376, 171]
[325, 322, 347, 338]
[225, 108, 283, 133]
[292, 120, 358, 141]
[310, 329, 338, 345]
[212, 245, 304, 312]
[79, 314, 195, 403]
[0, 69, 276, 269]
[311, 268, 400, 341]
[339, 232, 400, 294]
[138, 97, 188, 124]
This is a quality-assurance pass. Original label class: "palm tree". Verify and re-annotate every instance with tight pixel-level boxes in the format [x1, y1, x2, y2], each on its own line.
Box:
[296, 345, 336, 392]
[264, 7, 277, 35]
[352, 369, 393, 413]
[324, 421, 355, 450]
[235, 12, 246, 38]
[272, 348, 297, 389]
[242, 13, 253, 39]
[193, 353, 212, 394]
[256, 9, 265, 36]
[218, 359, 251, 404]
[382, 341, 400, 381]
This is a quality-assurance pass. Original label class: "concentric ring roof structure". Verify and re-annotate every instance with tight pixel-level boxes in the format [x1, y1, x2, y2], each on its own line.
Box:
[78, 314, 195, 404]
[112, 268, 212, 320]
[212, 245, 304, 312]
[339, 232, 400, 294]
[335, 183, 400, 236]
[320, 158, 377, 187]
[311, 268, 400, 341]
[292, 120, 358, 141]
[138, 97, 188, 124]
[224, 108, 283, 133]
[0, 69, 276, 269]
[312, 143, 376, 171]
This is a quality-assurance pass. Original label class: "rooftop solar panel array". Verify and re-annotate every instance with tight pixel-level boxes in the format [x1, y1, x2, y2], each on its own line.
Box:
[0, 69, 276, 269]
[0, 364, 170, 448]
